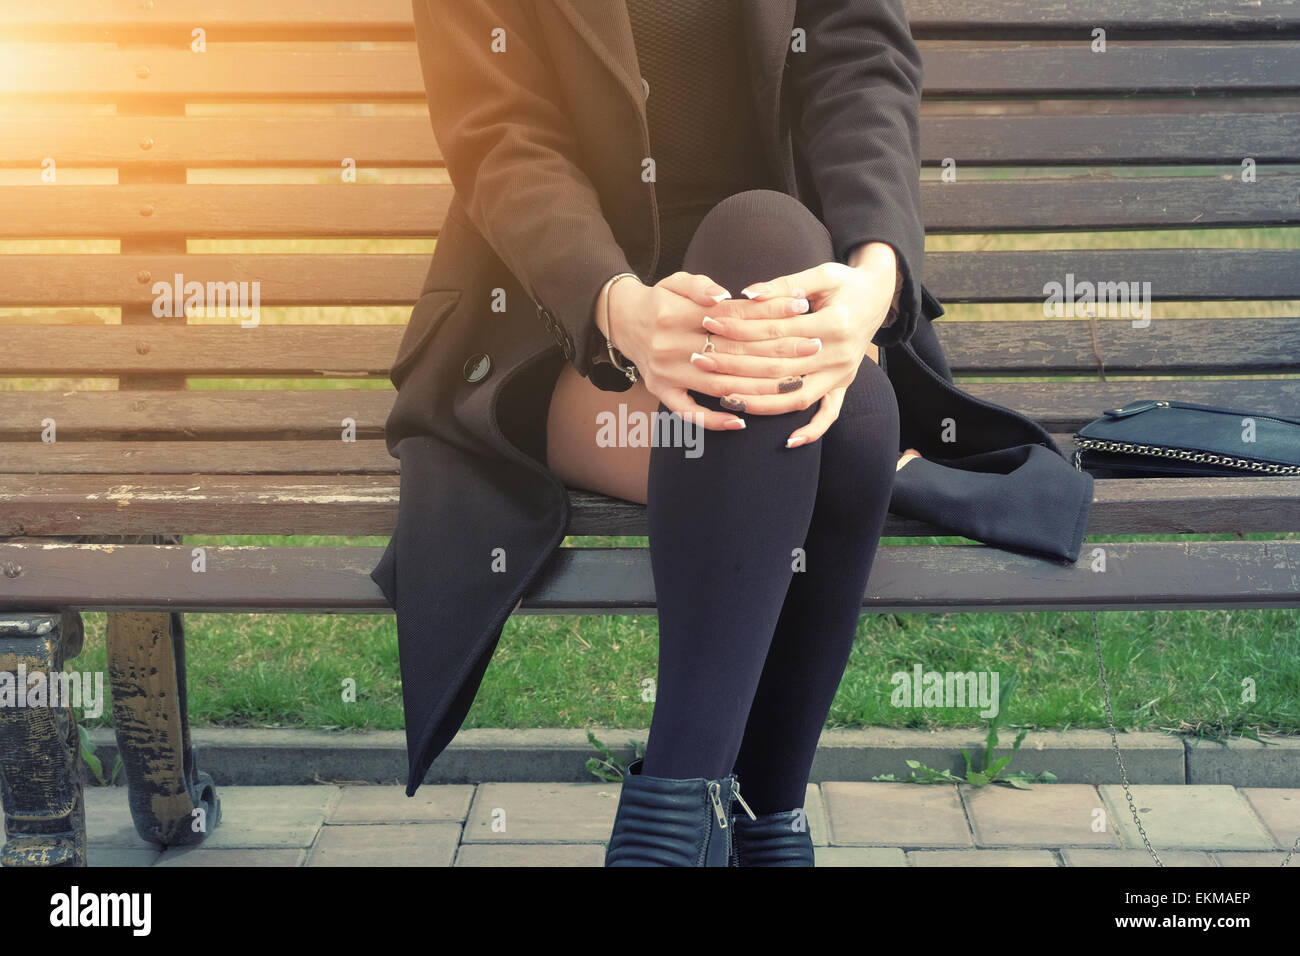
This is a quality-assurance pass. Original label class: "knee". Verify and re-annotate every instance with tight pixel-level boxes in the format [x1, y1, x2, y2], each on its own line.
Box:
[682, 190, 834, 293]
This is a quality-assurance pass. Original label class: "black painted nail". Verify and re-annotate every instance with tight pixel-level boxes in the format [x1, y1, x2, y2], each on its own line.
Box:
[778, 376, 803, 393]
[720, 396, 746, 412]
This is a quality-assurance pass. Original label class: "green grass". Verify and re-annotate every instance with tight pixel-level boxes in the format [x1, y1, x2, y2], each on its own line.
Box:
[69, 531, 1300, 742]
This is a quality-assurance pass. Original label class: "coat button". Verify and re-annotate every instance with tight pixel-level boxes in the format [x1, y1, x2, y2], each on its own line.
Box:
[463, 352, 491, 383]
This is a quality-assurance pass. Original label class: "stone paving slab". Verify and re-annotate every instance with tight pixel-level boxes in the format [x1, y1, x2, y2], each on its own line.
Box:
[154, 848, 307, 866]
[907, 850, 1059, 866]
[1212, 852, 1292, 866]
[1099, 785, 1277, 851]
[962, 783, 1121, 849]
[87, 847, 161, 867]
[84, 787, 153, 849]
[814, 847, 907, 867]
[1060, 849, 1216, 867]
[327, 785, 474, 824]
[822, 781, 971, 847]
[454, 844, 607, 867]
[464, 782, 621, 843]
[200, 785, 340, 849]
[306, 823, 461, 866]
[801, 784, 830, 847]
[1238, 788, 1300, 849]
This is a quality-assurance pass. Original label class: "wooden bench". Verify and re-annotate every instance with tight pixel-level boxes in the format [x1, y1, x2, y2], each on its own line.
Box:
[1, 0, 1298, 866]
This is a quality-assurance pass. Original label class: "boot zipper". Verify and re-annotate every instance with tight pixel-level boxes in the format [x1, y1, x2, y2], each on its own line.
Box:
[731, 780, 758, 821]
[707, 781, 729, 829]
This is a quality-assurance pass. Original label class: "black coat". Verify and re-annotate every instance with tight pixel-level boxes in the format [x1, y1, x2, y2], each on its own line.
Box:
[371, 0, 1094, 795]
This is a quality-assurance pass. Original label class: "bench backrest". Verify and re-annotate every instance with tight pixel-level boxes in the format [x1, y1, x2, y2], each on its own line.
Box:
[2, 0, 1298, 540]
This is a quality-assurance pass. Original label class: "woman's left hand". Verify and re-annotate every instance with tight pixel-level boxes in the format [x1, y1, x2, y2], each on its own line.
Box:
[691, 247, 897, 447]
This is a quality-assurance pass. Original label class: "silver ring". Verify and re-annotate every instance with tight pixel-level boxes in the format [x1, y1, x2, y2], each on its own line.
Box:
[702, 331, 716, 353]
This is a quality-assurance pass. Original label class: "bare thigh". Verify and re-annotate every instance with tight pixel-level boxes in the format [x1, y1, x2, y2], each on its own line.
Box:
[545, 344, 919, 506]
[546, 361, 659, 505]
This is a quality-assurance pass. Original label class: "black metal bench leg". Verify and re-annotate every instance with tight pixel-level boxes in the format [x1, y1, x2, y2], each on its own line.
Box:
[106, 611, 220, 847]
[0, 611, 87, 867]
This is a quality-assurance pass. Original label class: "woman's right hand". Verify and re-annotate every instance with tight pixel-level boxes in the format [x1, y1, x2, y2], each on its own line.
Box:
[601, 271, 823, 431]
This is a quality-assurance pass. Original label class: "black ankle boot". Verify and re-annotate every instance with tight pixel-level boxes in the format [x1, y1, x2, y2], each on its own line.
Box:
[605, 758, 755, 866]
[729, 808, 816, 866]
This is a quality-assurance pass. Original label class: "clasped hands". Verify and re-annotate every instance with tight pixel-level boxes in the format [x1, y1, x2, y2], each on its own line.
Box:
[608, 242, 900, 448]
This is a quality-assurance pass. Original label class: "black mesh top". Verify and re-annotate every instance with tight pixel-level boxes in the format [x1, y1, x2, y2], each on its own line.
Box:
[625, 0, 777, 283]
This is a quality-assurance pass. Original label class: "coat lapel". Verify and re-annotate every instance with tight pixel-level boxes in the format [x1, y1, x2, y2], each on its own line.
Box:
[553, 1, 645, 114]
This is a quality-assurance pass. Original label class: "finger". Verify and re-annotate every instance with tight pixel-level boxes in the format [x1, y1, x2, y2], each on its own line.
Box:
[684, 360, 809, 398]
[706, 292, 810, 321]
[741, 262, 843, 302]
[701, 331, 824, 359]
[689, 347, 818, 380]
[659, 388, 746, 432]
[787, 387, 846, 448]
[714, 372, 838, 416]
[658, 271, 733, 307]
[700, 311, 820, 342]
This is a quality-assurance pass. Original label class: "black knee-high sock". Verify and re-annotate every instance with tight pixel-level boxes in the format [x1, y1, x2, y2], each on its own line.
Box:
[731, 357, 899, 813]
[641, 386, 822, 781]
[639, 189, 899, 785]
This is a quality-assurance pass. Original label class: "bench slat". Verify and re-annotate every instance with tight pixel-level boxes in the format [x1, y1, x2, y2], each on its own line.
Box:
[927, 316, 1300, 376]
[2, 251, 1297, 308]
[2, 381, 1297, 442]
[0, 540, 1294, 613]
[0, 440, 395, 474]
[5, 48, 1298, 100]
[2, 475, 1298, 538]
[0, 326, 399, 376]
[0, 391, 395, 440]
[2, 317, 1297, 378]
[4, 0, 1298, 37]
[4, 114, 1296, 167]
[6, 175, 1299, 238]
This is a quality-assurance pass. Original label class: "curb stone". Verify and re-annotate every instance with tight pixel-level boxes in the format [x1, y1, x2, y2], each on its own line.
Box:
[81, 726, 1300, 788]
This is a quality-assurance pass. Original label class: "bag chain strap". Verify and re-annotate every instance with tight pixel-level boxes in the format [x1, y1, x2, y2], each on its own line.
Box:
[1090, 610, 1298, 867]
[1073, 438, 1300, 475]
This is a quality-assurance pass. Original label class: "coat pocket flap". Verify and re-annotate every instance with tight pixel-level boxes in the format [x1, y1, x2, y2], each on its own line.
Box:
[389, 289, 463, 388]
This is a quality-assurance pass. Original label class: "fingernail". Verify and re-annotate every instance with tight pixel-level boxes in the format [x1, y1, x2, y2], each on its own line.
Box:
[809, 337, 822, 353]
[690, 351, 714, 368]
[709, 289, 731, 303]
[791, 298, 809, 313]
[778, 376, 803, 393]
[786, 436, 807, 448]
[725, 418, 746, 429]
[702, 316, 725, 332]
[719, 395, 746, 412]
[741, 283, 772, 299]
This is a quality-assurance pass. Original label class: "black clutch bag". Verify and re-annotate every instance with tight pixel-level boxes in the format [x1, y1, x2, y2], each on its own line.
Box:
[1072, 399, 1300, 478]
